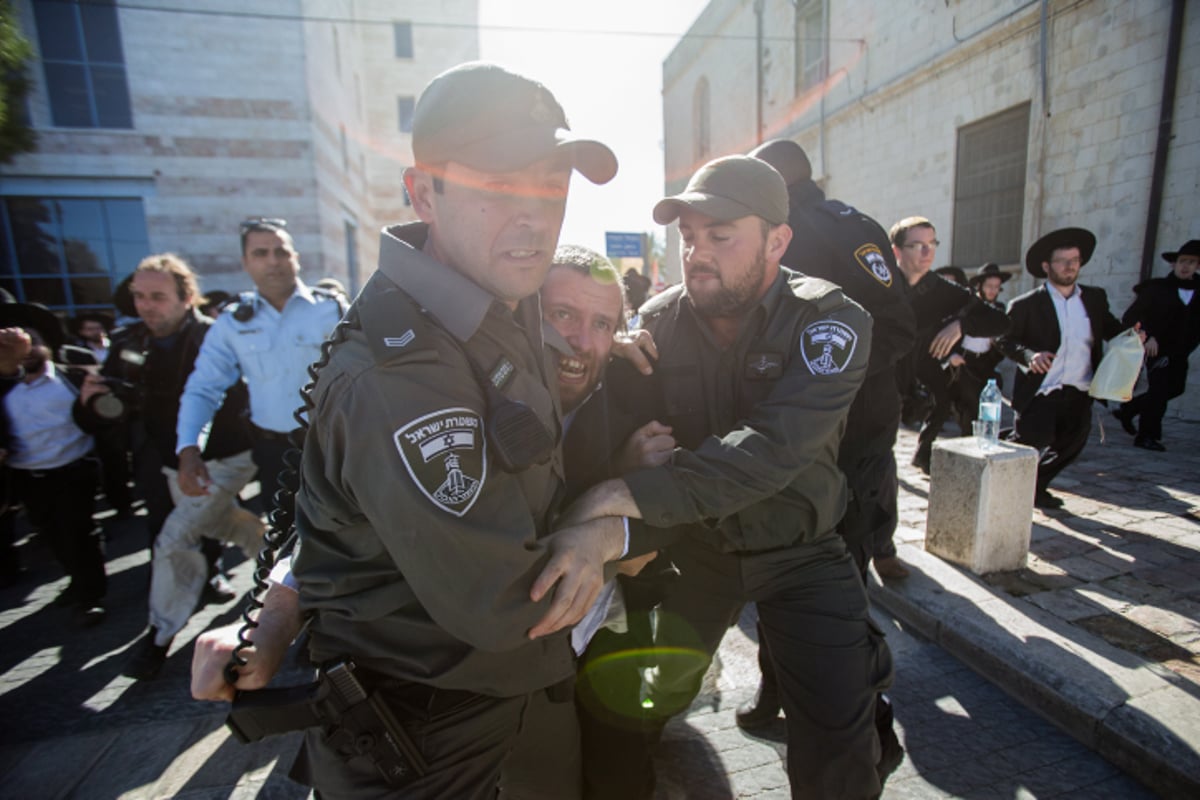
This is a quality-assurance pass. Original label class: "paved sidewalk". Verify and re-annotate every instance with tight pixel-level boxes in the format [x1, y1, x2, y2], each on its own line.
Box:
[1, 415, 1196, 798]
[880, 415, 1200, 797]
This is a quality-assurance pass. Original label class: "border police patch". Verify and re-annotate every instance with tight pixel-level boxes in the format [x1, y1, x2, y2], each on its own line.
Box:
[394, 407, 486, 517]
[801, 320, 859, 375]
[854, 243, 893, 287]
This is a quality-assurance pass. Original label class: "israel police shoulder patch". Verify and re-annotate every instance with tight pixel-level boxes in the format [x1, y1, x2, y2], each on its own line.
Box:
[394, 407, 486, 517]
[801, 320, 859, 375]
[854, 243, 893, 287]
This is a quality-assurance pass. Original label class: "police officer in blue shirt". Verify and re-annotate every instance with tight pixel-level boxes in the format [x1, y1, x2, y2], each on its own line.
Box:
[175, 219, 343, 500]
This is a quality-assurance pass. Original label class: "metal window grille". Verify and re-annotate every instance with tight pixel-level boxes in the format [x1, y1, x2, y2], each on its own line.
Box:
[952, 103, 1031, 267]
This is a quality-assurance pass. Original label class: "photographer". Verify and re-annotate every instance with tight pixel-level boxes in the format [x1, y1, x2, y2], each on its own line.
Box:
[86, 254, 263, 679]
[0, 307, 107, 625]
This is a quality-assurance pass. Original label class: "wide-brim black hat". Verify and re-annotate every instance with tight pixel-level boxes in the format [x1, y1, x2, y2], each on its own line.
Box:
[968, 262, 1013, 287]
[0, 302, 66, 353]
[1025, 227, 1096, 278]
[1162, 240, 1200, 263]
[71, 310, 115, 334]
[934, 266, 967, 286]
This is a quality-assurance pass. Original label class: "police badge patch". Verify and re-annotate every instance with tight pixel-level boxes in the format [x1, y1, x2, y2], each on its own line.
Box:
[854, 243, 893, 287]
[801, 320, 859, 375]
[394, 407, 486, 517]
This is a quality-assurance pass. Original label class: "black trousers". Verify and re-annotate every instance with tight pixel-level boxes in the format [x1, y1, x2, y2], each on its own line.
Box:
[634, 538, 892, 800]
[1120, 358, 1188, 443]
[914, 360, 955, 462]
[13, 458, 105, 601]
[1012, 386, 1093, 493]
[840, 447, 900, 567]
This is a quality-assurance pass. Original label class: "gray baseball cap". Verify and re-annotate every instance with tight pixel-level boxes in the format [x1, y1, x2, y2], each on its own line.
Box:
[412, 62, 617, 185]
[653, 155, 789, 226]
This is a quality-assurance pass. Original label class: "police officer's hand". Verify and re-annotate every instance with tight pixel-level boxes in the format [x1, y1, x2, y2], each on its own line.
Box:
[78, 373, 110, 406]
[612, 329, 658, 375]
[615, 420, 675, 474]
[1144, 336, 1159, 358]
[528, 515, 626, 639]
[191, 583, 303, 701]
[929, 319, 963, 360]
[0, 327, 31, 376]
[177, 446, 213, 496]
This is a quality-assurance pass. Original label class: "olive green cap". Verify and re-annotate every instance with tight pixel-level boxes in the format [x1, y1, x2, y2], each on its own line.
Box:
[653, 155, 789, 226]
[412, 62, 617, 185]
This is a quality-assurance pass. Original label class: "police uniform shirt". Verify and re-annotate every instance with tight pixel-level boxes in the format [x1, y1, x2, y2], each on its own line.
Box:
[293, 222, 575, 697]
[4, 363, 94, 470]
[622, 268, 872, 552]
[176, 281, 342, 449]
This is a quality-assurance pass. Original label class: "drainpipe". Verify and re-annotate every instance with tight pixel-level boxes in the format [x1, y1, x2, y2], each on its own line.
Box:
[1139, 0, 1185, 281]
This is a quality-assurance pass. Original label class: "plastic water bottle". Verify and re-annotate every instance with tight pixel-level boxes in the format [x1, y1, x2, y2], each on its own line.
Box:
[978, 378, 1001, 449]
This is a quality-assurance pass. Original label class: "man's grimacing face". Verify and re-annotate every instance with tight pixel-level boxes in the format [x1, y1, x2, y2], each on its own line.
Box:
[541, 265, 623, 413]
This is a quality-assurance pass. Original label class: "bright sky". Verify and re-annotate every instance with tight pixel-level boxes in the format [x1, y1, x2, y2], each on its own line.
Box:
[477, 1, 709, 260]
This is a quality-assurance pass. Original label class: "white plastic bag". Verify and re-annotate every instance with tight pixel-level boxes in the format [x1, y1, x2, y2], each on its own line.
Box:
[1088, 328, 1145, 402]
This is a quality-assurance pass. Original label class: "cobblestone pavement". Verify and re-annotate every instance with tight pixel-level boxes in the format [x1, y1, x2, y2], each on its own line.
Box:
[892, 414, 1200, 693]
[2, 409, 1189, 797]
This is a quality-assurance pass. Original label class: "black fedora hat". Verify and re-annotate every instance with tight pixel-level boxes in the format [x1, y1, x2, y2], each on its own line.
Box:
[934, 265, 967, 286]
[1025, 227, 1096, 278]
[1162, 240, 1200, 263]
[0, 302, 67, 353]
[968, 262, 1013, 287]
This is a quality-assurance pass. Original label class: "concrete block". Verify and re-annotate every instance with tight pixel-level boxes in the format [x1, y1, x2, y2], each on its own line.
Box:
[926, 437, 1038, 574]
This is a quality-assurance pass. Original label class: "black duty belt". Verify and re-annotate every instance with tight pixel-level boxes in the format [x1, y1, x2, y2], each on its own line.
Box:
[251, 423, 294, 443]
[17, 456, 94, 480]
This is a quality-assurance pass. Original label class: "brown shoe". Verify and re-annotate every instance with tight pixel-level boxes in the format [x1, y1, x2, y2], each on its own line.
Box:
[874, 556, 910, 580]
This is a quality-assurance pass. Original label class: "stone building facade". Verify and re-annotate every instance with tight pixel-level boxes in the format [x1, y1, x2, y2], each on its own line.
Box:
[1, 0, 477, 312]
[662, 0, 1198, 413]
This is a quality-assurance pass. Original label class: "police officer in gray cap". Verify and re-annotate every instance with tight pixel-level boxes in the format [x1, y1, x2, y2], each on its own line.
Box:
[287, 62, 626, 797]
[566, 154, 894, 799]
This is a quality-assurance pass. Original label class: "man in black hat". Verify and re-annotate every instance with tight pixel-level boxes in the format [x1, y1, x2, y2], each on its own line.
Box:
[1113, 239, 1200, 450]
[1000, 227, 1132, 508]
[949, 263, 1012, 431]
[71, 310, 133, 520]
[0, 307, 108, 624]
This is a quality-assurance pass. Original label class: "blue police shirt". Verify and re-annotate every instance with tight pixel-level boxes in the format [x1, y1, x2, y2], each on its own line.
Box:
[176, 282, 342, 450]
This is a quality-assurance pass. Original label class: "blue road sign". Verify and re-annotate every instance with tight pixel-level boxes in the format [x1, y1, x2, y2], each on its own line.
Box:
[605, 232, 644, 258]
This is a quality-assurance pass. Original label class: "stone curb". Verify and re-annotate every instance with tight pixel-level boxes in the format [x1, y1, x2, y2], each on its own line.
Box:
[871, 541, 1200, 798]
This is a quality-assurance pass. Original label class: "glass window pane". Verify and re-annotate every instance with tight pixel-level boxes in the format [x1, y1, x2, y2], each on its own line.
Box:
[398, 96, 414, 133]
[80, 0, 124, 63]
[110, 241, 147, 276]
[43, 63, 94, 128]
[23, 277, 67, 308]
[58, 199, 105, 240]
[394, 22, 413, 58]
[103, 199, 147, 237]
[34, 0, 83, 61]
[70, 276, 114, 307]
[91, 65, 133, 128]
[6, 198, 62, 275]
[64, 237, 108, 275]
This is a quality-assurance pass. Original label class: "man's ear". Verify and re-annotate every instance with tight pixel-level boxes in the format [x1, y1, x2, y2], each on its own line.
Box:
[405, 167, 436, 224]
[767, 223, 792, 263]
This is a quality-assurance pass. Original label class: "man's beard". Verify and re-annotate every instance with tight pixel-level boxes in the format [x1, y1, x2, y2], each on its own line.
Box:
[688, 246, 768, 319]
[1047, 270, 1077, 289]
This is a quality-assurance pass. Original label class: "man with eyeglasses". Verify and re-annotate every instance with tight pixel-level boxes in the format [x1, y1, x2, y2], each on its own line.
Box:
[999, 228, 1131, 509]
[174, 218, 344, 509]
[890, 217, 1009, 476]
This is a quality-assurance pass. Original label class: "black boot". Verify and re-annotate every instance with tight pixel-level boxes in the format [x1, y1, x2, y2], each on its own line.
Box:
[735, 681, 782, 730]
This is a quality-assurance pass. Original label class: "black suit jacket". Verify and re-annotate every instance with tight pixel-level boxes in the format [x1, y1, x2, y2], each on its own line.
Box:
[999, 284, 1124, 414]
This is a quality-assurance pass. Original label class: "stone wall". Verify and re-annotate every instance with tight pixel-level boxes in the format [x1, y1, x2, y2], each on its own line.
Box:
[663, 0, 1200, 416]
